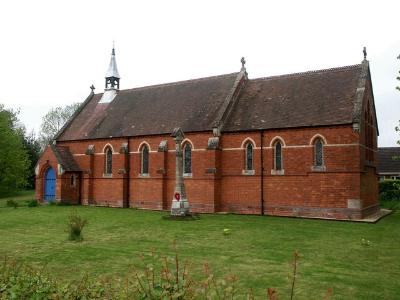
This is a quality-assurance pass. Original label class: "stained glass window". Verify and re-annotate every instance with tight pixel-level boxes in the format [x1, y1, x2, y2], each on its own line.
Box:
[275, 141, 282, 170]
[142, 145, 149, 174]
[183, 143, 192, 174]
[246, 143, 253, 170]
[315, 138, 324, 167]
[105, 147, 112, 174]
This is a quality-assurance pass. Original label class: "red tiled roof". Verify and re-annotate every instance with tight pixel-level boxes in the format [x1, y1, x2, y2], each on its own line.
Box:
[224, 65, 362, 131]
[57, 64, 364, 141]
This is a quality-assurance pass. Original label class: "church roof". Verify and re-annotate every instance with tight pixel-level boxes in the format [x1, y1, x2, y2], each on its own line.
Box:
[57, 63, 366, 141]
[50, 145, 81, 171]
[223, 64, 362, 131]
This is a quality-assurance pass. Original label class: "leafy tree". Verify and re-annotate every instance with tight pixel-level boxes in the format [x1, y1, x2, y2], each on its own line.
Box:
[38, 103, 80, 149]
[396, 55, 400, 145]
[0, 105, 29, 196]
[22, 131, 41, 189]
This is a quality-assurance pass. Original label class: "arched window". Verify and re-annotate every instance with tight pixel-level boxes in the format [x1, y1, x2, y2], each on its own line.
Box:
[314, 138, 324, 167]
[104, 147, 112, 175]
[141, 145, 149, 174]
[245, 142, 253, 170]
[274, 141, 282, 170]
[183, 143, 192, 174]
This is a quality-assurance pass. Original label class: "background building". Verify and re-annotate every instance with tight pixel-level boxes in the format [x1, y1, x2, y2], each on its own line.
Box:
[378, 147, 400, 181]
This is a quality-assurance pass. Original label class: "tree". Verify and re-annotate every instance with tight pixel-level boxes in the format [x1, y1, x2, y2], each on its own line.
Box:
[22, 131, 41, 189]
[396, 55, 400, 145]
[38, 103, 81, 150]
[0, 105, 29, 195]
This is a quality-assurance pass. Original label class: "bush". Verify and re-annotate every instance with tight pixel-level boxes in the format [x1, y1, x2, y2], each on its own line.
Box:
[56, 201, 71, 206]
[26, 200, 38, 207]
[66, 209, 88, 241]
[0, 251, 333, 299]
[379, 180, 400, 201]
[6, 199, 18, 209]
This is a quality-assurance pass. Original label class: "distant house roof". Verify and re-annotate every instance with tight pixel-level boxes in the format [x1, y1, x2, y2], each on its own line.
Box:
[57, 63, 367, 141]
[378, 147, 400, 174]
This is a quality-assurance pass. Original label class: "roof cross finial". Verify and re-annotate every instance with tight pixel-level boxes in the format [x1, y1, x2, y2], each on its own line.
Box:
[90, 84, 95, 92]
[241, 57, 246, 71]
[363, 47, 367, 61]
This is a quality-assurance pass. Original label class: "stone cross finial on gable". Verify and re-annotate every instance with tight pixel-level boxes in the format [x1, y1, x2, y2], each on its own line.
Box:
[363, 47, 367, 61]
[171, 127, 185, 141]
[90, 84, 95, 92]
[241, 57, 246, 71]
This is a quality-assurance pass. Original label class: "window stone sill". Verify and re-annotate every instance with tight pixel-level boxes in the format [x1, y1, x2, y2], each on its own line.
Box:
[311, 166, 326, 172]
[271, 169, 285, 175]
[139, 173, 150, 178]
[242, 169, 255, 175]
[103, 173, 113, 178]
[183, 173, 193, 178]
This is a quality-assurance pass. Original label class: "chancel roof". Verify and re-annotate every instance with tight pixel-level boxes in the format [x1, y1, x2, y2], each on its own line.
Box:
[57, 64, 366, 141]
[223, 65, 362, 131]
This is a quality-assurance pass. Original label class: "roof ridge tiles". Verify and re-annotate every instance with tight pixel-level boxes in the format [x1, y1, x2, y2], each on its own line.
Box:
[94, 72, 239, 95]
[250, 64, 362, 82]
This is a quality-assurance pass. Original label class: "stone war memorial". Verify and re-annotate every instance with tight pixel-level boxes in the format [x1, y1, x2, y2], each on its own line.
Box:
[35, 46, 380, 221]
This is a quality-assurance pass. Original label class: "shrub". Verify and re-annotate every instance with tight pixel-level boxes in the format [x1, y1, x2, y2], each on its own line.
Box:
[379, 180, 400, 201]
[6, 199, 18, 209]
[66, 209, 88, 242]
[0, 250, 333, 299]
[56, 201, 71, 206]
[27, 200, 38, 207]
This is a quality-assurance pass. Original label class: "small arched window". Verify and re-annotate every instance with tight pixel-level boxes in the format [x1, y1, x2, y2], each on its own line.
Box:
[245, 143, 253, 171]
[183, 143, 192, 174]
[104, 147, 113, 175]
[314, 138, 324, 167]
[274, 141, 282, 170]
[141, 145, 149, 174]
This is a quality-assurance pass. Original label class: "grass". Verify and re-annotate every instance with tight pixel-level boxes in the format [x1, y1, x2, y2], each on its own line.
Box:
[0, 192, 400, 299]
[0, 190, 36, 207]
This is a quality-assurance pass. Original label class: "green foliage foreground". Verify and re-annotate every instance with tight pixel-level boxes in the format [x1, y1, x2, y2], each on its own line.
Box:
[0, 193, 399, 298]
[0, 105, 29, 196]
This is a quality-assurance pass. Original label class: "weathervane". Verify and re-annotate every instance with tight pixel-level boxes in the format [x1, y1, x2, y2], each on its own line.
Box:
[363, 47, 367, 61]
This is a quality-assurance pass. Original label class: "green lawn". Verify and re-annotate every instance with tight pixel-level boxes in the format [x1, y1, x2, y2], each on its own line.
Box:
[0, 192, 399, 299]
[0, 190, 36, 207]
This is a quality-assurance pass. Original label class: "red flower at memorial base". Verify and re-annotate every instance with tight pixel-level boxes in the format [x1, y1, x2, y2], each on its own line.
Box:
[174, 193, 180, 201]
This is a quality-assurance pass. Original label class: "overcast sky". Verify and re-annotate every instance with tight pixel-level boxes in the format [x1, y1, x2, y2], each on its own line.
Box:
[0, 0, 399, 146]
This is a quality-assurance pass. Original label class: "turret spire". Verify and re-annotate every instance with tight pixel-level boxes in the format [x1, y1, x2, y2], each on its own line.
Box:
[105, 44, 120, 90]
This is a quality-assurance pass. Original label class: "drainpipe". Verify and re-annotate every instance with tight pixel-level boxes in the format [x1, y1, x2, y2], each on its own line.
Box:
[126, 139, 130, 208]
[260, 130, 265, 215]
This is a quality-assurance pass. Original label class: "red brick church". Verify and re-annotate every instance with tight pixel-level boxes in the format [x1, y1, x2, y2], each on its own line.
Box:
[35, 47, 379, 220]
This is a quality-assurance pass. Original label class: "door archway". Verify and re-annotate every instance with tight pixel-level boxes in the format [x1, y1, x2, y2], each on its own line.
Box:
[44, 167, 56, 201]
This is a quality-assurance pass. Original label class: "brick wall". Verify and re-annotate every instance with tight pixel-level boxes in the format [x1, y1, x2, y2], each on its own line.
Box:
[35, 124, 379, 220]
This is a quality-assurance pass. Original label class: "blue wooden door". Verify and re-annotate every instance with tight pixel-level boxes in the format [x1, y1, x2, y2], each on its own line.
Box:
[44, 168, 56, 201]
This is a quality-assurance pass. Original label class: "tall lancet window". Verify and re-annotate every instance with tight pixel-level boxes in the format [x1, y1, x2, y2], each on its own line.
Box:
[183, 143, 192, 174]
[245, 143, 254, 171]
[141, 145, 149, 175]
[274, 141, 283, 171]
[104, 147, 113, 175]
[314, 138, 324, 167]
